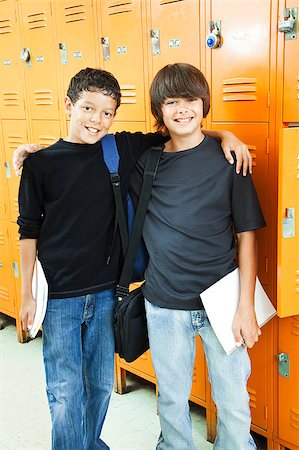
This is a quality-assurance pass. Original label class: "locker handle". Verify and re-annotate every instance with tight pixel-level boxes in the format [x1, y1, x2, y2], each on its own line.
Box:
[4, 162, 11, 179]
[0, 263, 3, 268]
[12, 262, 19, 278]
[150, 30, 160, 56]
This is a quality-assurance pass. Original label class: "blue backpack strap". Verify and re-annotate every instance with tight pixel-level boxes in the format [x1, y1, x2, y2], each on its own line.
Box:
[101, 133, 119, 173]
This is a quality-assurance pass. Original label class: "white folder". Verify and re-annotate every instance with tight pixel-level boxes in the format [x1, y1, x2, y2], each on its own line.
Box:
[30, 257, 48, 339]
[200, 268, 276, 355]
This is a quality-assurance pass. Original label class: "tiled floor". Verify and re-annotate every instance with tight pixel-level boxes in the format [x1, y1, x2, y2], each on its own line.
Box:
[0, 313, 267, 450]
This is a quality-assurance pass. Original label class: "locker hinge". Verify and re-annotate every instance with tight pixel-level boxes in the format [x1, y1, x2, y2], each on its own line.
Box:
[4, 162, 11, 179]
[12, 262, 20, 278]
[101, 37, 110, 61]
[277, 353, 290, 378]
[266, 138, 270, 154]
[150, 30, 161, 56]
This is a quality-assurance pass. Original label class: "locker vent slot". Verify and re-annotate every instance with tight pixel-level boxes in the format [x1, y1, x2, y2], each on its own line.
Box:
[7, 134, 25, 150]
[120, 85, 136, 104]
[34, 90, 54, 106]
[290, 408, 299, 429]
[107, 1, 133, 15]
[0, 287, 10, 302]
[0, 18, 12, 34]
[27, 12, 47, 30]
[291, 314, 299, 336]
[222, 78, 257, 102]
[248, 145, 257, 167]
[38, 135, 58, 146]
[247, 387, 257, 409]
[64, 4, 87, 23]
[160, 0, 184, 5]
[13, 198, 18, 214]
[15, 237, 20, 252]
[2, 92, 21, 108]
[0, 231, 4, 246]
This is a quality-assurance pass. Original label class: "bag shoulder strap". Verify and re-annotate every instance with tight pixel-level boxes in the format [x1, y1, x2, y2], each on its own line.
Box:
[101, 134, 129, 257]
[117, 146, 162, 296]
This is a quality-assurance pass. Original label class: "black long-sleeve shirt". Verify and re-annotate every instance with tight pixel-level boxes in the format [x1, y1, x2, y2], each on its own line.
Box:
[18, 132, 164, 299]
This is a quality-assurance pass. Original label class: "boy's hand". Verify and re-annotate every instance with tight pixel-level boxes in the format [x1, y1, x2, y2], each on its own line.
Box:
[220, 131, 252, 176]
[20, 295, 36, 333]
[232, 304, 261, 349]
[13, 143, 43, 176]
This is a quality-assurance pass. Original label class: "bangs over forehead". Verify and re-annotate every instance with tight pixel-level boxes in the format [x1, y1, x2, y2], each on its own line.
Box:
[150, 63, 210, 131]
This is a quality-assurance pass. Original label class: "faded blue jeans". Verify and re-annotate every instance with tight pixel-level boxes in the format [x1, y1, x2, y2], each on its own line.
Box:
[42, 289, 116, 450]
[145, 299, 257, 450]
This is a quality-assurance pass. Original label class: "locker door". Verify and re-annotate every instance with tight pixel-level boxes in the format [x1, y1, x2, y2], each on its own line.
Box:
[277, 316, 299, 446]
[149, 0, 200, 76]
[209, 0, 271, 122]
[212, 123, 269, 286]
[190, 336, 206, 404]
[54, 0, 97, 98]
[283, 0, 299, 122]
[9, 222, 21, 320]
[2, 120, 28, 223]
[19, 0, 60, 120]
[0, 0, 26, 119]
[0, 220, 16, 316]
[99, 0, 146, 122]
[277, 127, 299, 317]
[248, 326, 272, 430]
[31, 120, 62, 145]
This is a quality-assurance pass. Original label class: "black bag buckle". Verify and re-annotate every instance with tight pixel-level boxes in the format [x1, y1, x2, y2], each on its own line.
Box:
[116, 285, 129, 301]
[110, 172, 120, 186]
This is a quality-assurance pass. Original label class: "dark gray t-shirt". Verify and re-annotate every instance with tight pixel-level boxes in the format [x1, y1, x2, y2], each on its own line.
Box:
[130, 135, 266, 310]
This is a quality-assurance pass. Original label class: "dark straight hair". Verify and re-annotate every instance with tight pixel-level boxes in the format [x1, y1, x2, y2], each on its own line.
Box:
[150, 63, 210, 131]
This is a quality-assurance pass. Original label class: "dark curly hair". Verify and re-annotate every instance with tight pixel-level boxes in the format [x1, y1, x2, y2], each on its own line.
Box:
[67, 67, 121, 109]
[150, 63, 210, 132]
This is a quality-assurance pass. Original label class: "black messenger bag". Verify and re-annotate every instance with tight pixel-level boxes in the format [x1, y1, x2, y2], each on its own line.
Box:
[113, 147, 162, 363]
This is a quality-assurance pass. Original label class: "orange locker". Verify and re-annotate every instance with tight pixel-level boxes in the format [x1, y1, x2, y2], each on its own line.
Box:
[1, 120, 29, 223]
[110, 121, 147, 134]
[98, 0, 147, 122]
[211, 123, 270, 287]
[18, 0, 60, 120]
[208, 0, 271, 123]
[282, 0, 299, 123]
[8, 221, 23, 341]
[0, 0, 26, 120]
[0, 168, 6, 222]
[0, 220, 16, 316]
[277, 316, 299, 447]
[148, 0, 200, 77]
[31, 120, 62, 145]
[190, 336, 206, 405]
[277, 127, 299, 318]
[54, 0, 98, 100]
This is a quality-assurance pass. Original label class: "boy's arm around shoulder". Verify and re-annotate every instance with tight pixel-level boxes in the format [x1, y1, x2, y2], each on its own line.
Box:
[20, 238, 38, 332]
[13, 143, 44, 176]
[232, 231, 261, 349]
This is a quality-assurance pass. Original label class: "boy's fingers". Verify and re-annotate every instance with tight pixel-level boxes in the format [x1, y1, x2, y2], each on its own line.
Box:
[223, 146, 234, 165]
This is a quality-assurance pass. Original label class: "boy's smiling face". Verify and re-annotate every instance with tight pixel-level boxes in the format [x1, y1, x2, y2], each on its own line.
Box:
[64, 90, 117, 144]
[161, 97, 204, 140]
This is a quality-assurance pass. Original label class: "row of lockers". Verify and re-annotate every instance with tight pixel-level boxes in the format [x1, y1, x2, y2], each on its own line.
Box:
[0, 1, 298, 449]
[0, 0, 298, 124]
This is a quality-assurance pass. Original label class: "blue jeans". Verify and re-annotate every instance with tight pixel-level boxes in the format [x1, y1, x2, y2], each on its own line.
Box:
[42, 289, 116, 450]
[145, 300, 257, 450]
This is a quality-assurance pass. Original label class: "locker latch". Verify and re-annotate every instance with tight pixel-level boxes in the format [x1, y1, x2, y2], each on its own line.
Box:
[4, 162, 11, 179]
[206, 21, 222, 49]
[101, 37, 110, 61]
[20, 48, 32, 68]
[59, 43, 68, 65]
[277, 353, 290, 378]
[278, 8, 297, 40]
[150, 30, 161, 56]
[282, 207, 295, 238]
[12, 262, 19, 278]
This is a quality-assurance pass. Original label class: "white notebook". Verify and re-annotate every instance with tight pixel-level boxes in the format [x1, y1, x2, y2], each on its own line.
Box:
[29, 257, 48, 339]
[200, 268, 276, 355]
